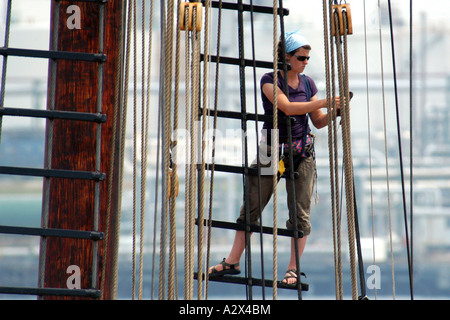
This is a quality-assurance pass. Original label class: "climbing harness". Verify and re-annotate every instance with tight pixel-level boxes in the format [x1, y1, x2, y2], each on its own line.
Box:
[276, 74, 314, 180]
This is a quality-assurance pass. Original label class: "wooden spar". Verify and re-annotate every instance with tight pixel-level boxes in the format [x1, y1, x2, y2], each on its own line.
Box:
[40, 0, 123, 300]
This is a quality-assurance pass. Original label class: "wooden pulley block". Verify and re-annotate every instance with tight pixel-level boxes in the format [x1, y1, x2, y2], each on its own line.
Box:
[179, 2, 203, 31]
[331, 3, 353, 36]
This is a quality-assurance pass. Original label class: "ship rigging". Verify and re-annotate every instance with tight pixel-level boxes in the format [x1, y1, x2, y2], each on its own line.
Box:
[0, 0, 419, 301]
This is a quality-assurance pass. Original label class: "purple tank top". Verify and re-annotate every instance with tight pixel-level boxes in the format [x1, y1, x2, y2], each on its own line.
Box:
[260, 71, 318, 139]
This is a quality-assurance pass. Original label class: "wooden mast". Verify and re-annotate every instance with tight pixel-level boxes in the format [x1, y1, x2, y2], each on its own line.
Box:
[40, 0, 123, 299]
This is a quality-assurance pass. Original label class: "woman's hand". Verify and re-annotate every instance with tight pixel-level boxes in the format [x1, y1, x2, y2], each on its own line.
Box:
[329, 92, 352, 116]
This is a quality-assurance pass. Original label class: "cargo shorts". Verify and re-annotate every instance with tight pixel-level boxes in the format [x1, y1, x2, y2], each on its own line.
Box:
[236, 143, 316, 236]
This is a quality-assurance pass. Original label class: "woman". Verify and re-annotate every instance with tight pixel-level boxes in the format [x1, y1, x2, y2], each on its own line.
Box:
[208, 30, 341, 287]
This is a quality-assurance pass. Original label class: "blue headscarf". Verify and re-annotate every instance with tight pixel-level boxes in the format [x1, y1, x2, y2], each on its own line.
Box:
[285, 30, 310, 53]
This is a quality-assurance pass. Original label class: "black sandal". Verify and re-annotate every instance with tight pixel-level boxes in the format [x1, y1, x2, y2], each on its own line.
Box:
[208, 258, 240, 278]
[280, 269, 306, 288]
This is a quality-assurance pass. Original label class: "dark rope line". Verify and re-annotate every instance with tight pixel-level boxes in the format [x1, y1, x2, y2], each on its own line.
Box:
[408, 0, 414, 299]
[205, 0, 224, 301]
[278, 0, 303, 300]
[249, 0, 266, 300]
[236, 0, 253, 300]
[387, 0, 414, 300]
[352, 175, 367, 299]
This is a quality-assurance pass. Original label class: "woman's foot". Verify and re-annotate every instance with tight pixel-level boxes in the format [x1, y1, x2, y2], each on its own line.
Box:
[208, 258, 240, 278]
[281, 269, 298, 287]
[281, 269, 307, 288]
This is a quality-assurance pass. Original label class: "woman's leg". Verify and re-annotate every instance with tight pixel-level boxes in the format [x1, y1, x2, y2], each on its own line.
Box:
[283, 154, 315, 284]
[208, 230, 246, 273]
[283, 236, 307, 284]
[209, 158, 277, 274]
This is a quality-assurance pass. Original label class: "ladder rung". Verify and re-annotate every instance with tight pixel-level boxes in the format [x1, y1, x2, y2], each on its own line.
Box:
[198, 107, 294, 126]
[0, 225, 103, 240]
[0, 48, 106, 62]
[0, 107, 106, 123]
[199, 163, 256, 175]
[196, 219, 304, 238]
[199, 107, 273, 123]
[194, 273, 309, 291]
[205, 1, 290, 16]
[0, 166, 106, 181]
[200, 164, 294, 181]
[0, 286, 101, 298]
[201, 54, 289, 70]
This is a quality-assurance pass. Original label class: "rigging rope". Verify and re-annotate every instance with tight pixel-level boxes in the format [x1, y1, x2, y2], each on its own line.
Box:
[122, 0, 414, 302]
[247, 0, 266, 300]
[362, 0, 377, 299]
[119, 0, 133, 299]
[339, 9, 358, 301]
[180, 2, 203, 300]
[138, 0, 150, 300]
[121, 0, 364, 302]
[168, 0, 182, 301]
[324, 1, 359, 300]
[100, 0, 127, 300]
[323, 0, 343, 300]
[387, 0, 414, 300]
[114, 0, 415, 302]
[271, 0, 279, 300]
[408, 0, 414, 300]
[183, 4, 192, 300]
[376, 0, 396, 299]
[198, 0, 212, 300]
[278, 0, 303, 300]
[126, 0, 153, 300]
[159, 0, 176, 300]
[131, 0, 137, 300]
[205, 0, 223, 300]
[189, 5, 200, 300]
[151, 3, 165, 300]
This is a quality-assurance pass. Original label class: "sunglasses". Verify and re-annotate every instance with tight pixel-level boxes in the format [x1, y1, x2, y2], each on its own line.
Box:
[293, 55, 310, 62]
